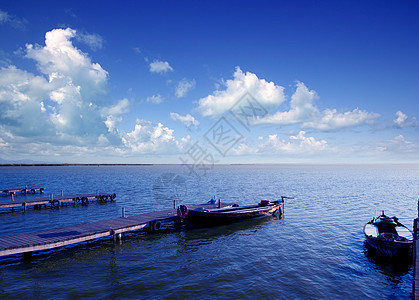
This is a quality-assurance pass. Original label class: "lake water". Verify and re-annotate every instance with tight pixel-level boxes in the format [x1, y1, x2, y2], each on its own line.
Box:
[0, 164, 418, 299]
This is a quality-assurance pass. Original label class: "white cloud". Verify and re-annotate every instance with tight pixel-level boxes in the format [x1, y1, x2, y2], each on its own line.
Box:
[257, 81, 318, 125]
[25, 28, 108, 101]
[76, 32, 104, 51]
[170, 112, 199, 129]
[394, 111, 408, 127]
[0, 65, 53, 136]
[175, 78, 196, 98]
[231, 130, 330, 156]
[149, 60, 173, 74]
[0, 28, 122, 147]
[262, 131, 329, 153]
[347, 134, 419, 162]
[303, 108, 379, 130]
[197, 66, 285, 117]
[146, 94, 164, 104]
[0, 27, 193, 162]
[393, 111, 418, 128]
[384, 135, 418, 153]
[102, 98, 130, 132]
[120, 119, 179, 154]
[257, 82, 379, 130]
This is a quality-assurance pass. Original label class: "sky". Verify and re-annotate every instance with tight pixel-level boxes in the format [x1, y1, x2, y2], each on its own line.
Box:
[0, 0, 418, 165]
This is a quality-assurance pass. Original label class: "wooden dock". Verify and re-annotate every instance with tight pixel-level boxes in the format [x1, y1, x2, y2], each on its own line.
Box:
[0, 202, 226, 257]
[0, 186, 44, 196]
[0, 192, 116, 212]
[414, 217, 419, 299]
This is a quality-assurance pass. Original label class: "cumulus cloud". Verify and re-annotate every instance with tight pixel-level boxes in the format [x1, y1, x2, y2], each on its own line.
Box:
[102, 98, 130, 132]
[197, 66, 285, 117]
[262, 131, 329, 153]
[146, 94, 164, 104]
[0, 66, 53, 136]
[394, 111, 408, 127]
[175, 78, 196, 98]
[303, 108, 379, 130]
[170, 112, 200, 129]
[25, 28, 108, 101]
[257, 82, 318, 125]
[393, 111, 418, 128]
[0, 28, 125, 149]
[0, 27, 192, 162]
[120, 119, 182, 154]
[231, 131, 330, 156]
[257, 82, 379, 130]
[149, 60, 173, 74]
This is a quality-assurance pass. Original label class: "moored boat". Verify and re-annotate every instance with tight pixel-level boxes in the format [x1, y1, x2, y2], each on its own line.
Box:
[177, 197, 286, 228]
[363, 211, 413, 258]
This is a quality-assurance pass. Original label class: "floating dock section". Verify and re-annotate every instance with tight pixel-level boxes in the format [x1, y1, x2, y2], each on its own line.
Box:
[0, 202, 225, 258]
[0, 187, 44, 196]
[0, 192, 116, 212]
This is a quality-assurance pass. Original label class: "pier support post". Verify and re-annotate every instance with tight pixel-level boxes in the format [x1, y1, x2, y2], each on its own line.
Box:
[112, 230, 122, 244]
[122, 207, 125, 218]
[22, 251, 32, 260]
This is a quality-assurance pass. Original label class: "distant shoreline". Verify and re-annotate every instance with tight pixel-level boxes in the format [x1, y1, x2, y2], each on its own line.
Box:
[0, 163, 155, 167]
[0, 163, 417, 167]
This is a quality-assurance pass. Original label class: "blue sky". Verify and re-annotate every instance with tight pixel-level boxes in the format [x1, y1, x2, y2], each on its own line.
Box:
[0, 1, 418, 164]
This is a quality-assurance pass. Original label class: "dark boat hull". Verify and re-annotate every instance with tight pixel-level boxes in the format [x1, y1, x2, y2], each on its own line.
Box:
[363, 213, 413, 258]
[364, 235, 412, 258]
[186, 202, 283, 227]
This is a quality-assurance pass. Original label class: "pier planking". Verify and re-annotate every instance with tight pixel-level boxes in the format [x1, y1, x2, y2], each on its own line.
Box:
[414, 218, 419, 299]
[0, 202, 229, 257]
[0, 193, 116, 212]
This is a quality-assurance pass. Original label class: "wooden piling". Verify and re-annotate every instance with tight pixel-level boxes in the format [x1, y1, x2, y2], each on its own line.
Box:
[414, 198, 419, 299]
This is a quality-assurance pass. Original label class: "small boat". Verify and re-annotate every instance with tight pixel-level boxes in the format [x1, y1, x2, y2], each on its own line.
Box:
[177, 198, 286, 228]
[363, 211, 413, 258]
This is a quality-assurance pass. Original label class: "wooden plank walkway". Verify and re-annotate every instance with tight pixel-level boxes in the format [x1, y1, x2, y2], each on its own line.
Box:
[0, 187, 44, 196]
[414, 218, 419, 299]
[0, 202, 226, 257]
[0, 193, 116, 212]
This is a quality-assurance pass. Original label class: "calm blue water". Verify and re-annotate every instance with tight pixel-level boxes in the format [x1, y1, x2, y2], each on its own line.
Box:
[0, 164, 418, 299]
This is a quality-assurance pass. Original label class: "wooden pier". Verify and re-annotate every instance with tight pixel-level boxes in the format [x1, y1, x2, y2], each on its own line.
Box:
[414, 217, 419, 299]
[0, 192, 116, 212]
[0, 186, 44, 196]
[0, 202, 226, 257]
